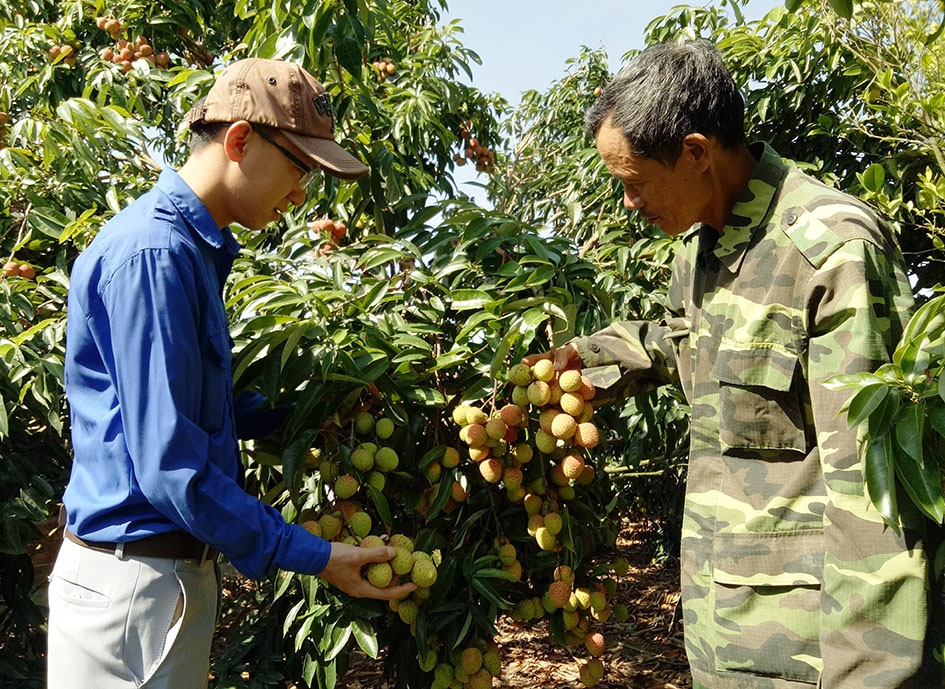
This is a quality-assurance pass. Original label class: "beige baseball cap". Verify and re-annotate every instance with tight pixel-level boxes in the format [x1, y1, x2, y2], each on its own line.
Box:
[184, 58, 368, 180]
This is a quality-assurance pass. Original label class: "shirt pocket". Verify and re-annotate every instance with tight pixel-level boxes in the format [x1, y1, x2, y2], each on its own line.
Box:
[710, 340, 807, 454]
[711, 529, 824, 684]
[200, 327, 232, 432]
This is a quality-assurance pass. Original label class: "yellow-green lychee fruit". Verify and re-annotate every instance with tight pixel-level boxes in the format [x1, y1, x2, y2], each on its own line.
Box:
[527, 380, 552, 406]
[535, 526, 556, 550]
[465, 406, 489, 426]
[589, 590, 607, 612]
[580, 375, 597, 401]
[389, 533, 415, 552]
[591, 604, 612, 622]
[610, 556, 630, 576]
[612, 603, 629, 622]
[559, 484, 576, 501]
[451, 480, 468, 502]
[559, 392, 585, 417]
[549, 462, 571, 487]
[562, 609, 580, 630]
[360, 534, 385, 549]
[334, 474, 360, 499]
[482, 649, 501, 676]
[502, 558, 523, 581]
[441, 446, 461, 468]
[554, 564, 575, 584]
[601, 578, 618, 596]
[507, 362, 533, 386]
[512, 443, 533, 464]
[543, 511, 563, 536]
[523, 493, 543, 515]
[351, 447, 375, 472]
[551, 413, 577, 440]
[366, 561, 393, 588]
[502, 466, 523, 490]
[578, 659, 604, 687]
[497, 542, 517, 566]
[366, 470, 386, 492]
[349, 511, 372, 538]
[418, 647, 438, 672]
[434, 664, 454, 686]
[451, 405, 468, 426]
[398, 598, 419, 625]
[411, 556, 438, 587]
[527, 513, 544, 536]
[485, 417, 507, 440]
[375, 446, 399, 472]
[468, 445, 490, 463]
[558, 369, 583, 392]
[468, 667, 491, 689]
[584, 632, 606, 658]
[535, 429, 557, 454]
[511, 385, 530, 407]
[354, 411, 375, 435]
[548, 381, 564, 405]
[461, 646, 483, 675]
[531, 358, 555, 382]
[375, 417, 395, 440]
[391, 546, 414, 575]
[424, 461, 442, 483]
[574, 587, 592, 609]
[539, 407, 560, 434]
[318, 513, 342, 540]
[578, 463, 596, 486]
[319, 460, 340, 482]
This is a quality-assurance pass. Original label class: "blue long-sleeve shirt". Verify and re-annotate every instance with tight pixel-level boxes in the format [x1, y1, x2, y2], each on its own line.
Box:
[63, 168, 331, 579]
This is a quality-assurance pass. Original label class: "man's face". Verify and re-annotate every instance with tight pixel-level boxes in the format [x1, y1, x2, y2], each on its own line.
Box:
[595, 119, 704, 237]
[233, 127, 315, 231]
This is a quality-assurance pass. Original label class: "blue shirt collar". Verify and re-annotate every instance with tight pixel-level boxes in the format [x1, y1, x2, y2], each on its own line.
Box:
[155, 168, 240, 255]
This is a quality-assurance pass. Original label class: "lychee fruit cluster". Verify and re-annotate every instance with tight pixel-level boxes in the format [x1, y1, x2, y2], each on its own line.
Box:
[309, 217, 348, 256]
[371, 56, 397, 82]
[94, 17, 170, 72]
[426, 639, 502, 689]
[453, 121, 495, 173]
[2, 259, 36, 280]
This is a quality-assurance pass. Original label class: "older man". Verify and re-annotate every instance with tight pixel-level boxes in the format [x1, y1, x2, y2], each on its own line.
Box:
[534, 41, 941, 688]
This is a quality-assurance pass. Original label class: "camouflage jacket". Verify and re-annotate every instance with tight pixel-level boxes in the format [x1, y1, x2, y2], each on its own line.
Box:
[573, 143, 941, 688]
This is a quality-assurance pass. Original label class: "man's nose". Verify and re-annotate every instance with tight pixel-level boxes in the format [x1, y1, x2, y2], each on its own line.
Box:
[623, 191, 643, 210]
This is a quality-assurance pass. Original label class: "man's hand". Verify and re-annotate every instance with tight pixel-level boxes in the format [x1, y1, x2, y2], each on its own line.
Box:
[318, 542, 417, 600]
[522, 343, 581, 371]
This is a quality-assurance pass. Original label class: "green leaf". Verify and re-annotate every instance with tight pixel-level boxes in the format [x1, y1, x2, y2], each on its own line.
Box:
[324, 622, 352, 661]
[892, 423, 945, 523]
[863, 433, 899, 531]
[351, 618, 379, 658]
[827, 0, 854, 19]
[451, 289, 494, 310]
[859, 163, 885, 193]
[335, 35, 363, 79]
[845, 383, 888, 428]
[784, 0, 805, 10]
[894, 402, 925, 463]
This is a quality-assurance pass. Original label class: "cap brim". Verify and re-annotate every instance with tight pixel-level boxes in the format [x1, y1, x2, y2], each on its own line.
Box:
[283, 132, 369, 180]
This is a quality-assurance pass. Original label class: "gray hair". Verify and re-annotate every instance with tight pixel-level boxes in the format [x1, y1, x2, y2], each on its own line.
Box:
[585, 41, 746, 166]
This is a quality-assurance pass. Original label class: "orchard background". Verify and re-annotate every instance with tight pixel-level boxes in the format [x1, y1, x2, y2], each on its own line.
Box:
[2, 0, 944, 687]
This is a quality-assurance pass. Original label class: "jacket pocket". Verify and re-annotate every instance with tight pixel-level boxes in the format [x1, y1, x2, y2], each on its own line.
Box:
[710, 340, 807, 454]
[712, 529, 824, 683]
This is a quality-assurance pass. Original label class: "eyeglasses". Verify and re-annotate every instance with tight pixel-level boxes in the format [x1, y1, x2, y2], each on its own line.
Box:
[253, 126, 321, 190]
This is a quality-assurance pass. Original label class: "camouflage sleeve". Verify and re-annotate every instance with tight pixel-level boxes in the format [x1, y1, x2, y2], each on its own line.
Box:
[570, 319, 681, 403]
[806, 237, 932, 687]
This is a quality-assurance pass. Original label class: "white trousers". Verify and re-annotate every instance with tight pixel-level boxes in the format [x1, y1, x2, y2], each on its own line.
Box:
[47, 537, 219, 689]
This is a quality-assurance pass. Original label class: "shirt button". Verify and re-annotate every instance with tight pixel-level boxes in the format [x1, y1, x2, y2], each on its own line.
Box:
[785, 211, 798, 225]
[590, 343, 600, 353]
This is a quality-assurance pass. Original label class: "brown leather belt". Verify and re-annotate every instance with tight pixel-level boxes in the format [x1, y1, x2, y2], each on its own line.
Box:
[64, 528, 217, 563]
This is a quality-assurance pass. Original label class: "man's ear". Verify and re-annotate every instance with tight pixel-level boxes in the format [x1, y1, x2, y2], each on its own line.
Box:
[681, 133, 712, 173]
[222, 121, 254, 163]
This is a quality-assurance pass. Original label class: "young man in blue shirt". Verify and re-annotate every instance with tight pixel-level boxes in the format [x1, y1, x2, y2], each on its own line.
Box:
[48, 58, 414, 689]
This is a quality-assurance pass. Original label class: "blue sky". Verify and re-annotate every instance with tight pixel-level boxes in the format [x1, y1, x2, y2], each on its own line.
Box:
[439, 0, 784, 200]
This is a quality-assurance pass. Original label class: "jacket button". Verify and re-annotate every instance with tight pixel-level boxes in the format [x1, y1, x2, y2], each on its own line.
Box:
[785, 211, 798, 225]
[590, 343, 600, 353]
